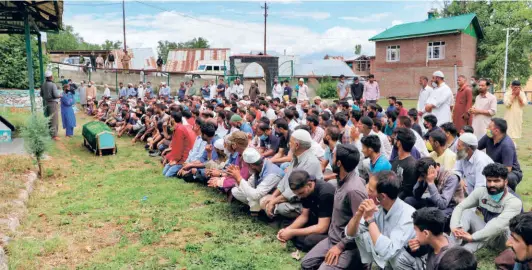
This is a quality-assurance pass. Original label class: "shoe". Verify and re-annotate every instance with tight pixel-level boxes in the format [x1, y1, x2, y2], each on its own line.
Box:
[52, 136, 61, 141]
[149, 151, 160, 157]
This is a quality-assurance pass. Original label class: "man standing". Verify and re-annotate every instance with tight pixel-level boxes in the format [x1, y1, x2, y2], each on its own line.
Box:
[478, 118, 522, 192]
[121, 50, 131, 72]
[350, 76, 364, 105]
[86, 81, 97, 101]
[95, 54, 104, 69]
[337, 75, 348, 100]
[272, 79, 283, 100]
[209, 80, 217, 100]
[106, 51, 115, 69]
[417, 76, 433, 133]
[450, 163, 522, 253]
[277, 170, 335, 252]
[297, 78, 309, 104]
[216, 78, 226, 98]
[363, 74, 379, 105]
[283, 80, 293, 101]
[41, 71, 61, 140]
[156, 56, 163, 72]
[159, 82, 170, 98]
[470, 78, 497, 139]
[301, 144, 367, 270]
[504, 80, 528, 139]
[453, 75, 473, 132]
[118, 82, 126, 98]
[454, 132, 493, 194]
[425, 71, 453, 126]
[234, 78, 244, 99]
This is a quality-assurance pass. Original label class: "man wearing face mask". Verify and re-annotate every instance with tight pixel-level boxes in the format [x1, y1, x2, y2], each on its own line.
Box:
[256, 122, 280, 158]
[301, 144, 367, 270]
[450, 163, 522, 253]
[230, 148, 284, 215]
[454, 132, 493, 195]
[469, 78, 497, 139]
[478, 118, 522, 192]
[345, 171, 418, 269]
[424, 71, 453, 126]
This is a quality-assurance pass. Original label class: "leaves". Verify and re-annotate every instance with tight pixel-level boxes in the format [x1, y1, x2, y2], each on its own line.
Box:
[21, 113, 52, 162]
[157, 37, 210, 63]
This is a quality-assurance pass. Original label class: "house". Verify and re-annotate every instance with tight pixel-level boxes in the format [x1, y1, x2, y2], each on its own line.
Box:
[369, 12, 483, 98]
[344, 55, 375, 78]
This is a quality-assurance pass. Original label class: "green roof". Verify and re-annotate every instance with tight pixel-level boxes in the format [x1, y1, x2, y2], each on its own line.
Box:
[369, 13, 483, 41]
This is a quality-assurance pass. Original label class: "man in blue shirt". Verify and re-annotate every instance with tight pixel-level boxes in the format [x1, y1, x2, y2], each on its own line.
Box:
[361, 135, 391, 174]
[230, 114, 253, 136]
[216, 78, 226, 98]
[127, 83, 137, 97]
[118, 82, 127, 98]
[162, 119, 206, 177]
[181, 122, 219, 184]
[386, 96, 397, 113]
[159, 82, 170, 97]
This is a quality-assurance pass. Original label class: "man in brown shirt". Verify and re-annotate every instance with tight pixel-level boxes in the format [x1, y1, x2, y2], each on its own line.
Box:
[452, 75, 473, 132]
[301, 144, 368, 270]
[121, 50, 131, 72]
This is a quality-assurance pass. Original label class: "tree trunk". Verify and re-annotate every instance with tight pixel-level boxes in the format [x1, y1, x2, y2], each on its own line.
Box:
[37, 157, 43, 179]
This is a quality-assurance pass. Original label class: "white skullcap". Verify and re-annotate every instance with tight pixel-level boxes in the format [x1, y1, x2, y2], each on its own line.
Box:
[459, 132, 478, 147]
[214, 138, 225, 151]
[299, 78, 305, 82]
[433, 70, 444, 78]
[243, 148, 261, 164]
[44, 70, 53, 77]
[292, 129, 312, 143]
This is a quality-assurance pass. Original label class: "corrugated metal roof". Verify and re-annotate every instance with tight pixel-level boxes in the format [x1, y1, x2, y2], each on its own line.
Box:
[369, 13, 483, 41]
[165, 48, 230, 72]
[0, 1, 63, 34]
[294, 59, 355, 77]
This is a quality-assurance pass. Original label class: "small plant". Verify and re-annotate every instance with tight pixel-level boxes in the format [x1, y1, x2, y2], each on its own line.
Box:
[21, 113, 52, 178]
[316, 76, 338, 99]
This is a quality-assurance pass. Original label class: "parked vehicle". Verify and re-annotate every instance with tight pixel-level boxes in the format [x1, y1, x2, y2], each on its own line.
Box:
[185, 60, 229, 79]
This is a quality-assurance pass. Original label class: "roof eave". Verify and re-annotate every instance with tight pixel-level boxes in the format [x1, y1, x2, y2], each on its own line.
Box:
[369, 30, 461, 42]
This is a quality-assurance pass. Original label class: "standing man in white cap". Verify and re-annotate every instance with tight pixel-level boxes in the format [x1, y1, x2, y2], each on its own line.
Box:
[454, 132, 493, 195]
[424, 71, 453, 126]
[41, 70, 61, 140]
[230, 148, 284, 215]
[272, 79, 283, 100]
[297, 78, 309, 105]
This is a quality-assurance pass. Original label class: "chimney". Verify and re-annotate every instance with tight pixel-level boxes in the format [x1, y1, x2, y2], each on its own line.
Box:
[428, 9, 436, 20]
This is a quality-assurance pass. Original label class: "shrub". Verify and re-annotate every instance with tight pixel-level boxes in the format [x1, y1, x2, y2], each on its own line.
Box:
[21, 113, 52, 178]
[316, 77, 338, 99]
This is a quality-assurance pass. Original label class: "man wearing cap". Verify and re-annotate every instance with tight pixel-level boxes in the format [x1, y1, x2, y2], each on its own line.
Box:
[41, 70, 62, 140]
[424, 71, 453, 126]
[277, 170, 335, 252]
[337, 75, 349, 101]
[86, 81, 97, 101]
[230, 148, 284, 214]
[272, 79, 283, 100]
[261, 129, 324, 219]
[363, 74, 379, 105]
[297, 78, 309, 104]
[230, 114, 253, 136]
[469, 78, 497, 139]
[503, 80, 528, 139]
[454, 132, 493, 195]
[301, 144, 367, 269]
[350, 77, 364, 106]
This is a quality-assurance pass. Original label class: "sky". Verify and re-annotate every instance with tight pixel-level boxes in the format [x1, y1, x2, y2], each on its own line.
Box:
[62, 0, 444, 60]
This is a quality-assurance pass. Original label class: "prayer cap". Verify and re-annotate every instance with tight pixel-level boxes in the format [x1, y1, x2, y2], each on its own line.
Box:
[45, 70, 53, 77]
[292, 129, 312, 143]
[230, 114, 242, 122]
[433, 71, 444, 78]
[459, 133, 478, 147]
[243, 148, 261, 164]
[214, 138, 225, 151]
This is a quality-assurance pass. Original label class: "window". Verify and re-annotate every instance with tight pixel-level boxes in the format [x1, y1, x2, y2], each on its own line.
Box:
[206, 65, 213, 71]
[213, 66, 220, 71]
[428, 41, 445, 60]
[386, 45, 400, 62]
[197, 65, 206, 71]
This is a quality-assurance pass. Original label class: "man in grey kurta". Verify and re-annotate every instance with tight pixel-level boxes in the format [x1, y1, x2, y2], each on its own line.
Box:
[41, 71, 61, 139]
[301, 144, 368, 270]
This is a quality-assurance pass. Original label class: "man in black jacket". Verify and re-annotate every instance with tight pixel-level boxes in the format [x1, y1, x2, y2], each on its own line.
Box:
[350, 77, 364, 106]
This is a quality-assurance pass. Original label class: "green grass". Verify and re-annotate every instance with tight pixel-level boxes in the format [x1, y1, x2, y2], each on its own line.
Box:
[3, 101, 532, 269]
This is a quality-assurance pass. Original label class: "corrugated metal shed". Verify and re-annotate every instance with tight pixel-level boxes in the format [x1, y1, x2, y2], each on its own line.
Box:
[165, 48, 230, 72]
[294, 59, 356, 78]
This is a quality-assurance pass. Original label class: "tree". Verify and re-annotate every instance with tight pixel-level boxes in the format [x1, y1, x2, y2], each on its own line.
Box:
[0, 35, 49, 89]
[157, 40, 178, 64]
[46, 25, 101, 51]
[354, 44, 362, 55]
[101, 40, 122, 50]
[21, 113, 52, 178]
[442, 1, 532, 88]
[177, 37, 210, 49]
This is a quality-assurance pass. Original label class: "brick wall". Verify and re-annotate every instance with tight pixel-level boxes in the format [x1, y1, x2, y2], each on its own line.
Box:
[373, 33, 477, 98]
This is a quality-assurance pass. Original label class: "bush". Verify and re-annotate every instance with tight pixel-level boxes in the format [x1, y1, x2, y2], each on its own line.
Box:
[316, 77, 338, 99]
[21, 113, 52, 178]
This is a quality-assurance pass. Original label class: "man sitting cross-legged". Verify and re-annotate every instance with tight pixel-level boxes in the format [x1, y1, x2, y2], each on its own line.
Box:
[450, 163, 522, 253]
[230, 148, 284, 215]
[276, 170, 335, 252]
[301, 144, 367, 270]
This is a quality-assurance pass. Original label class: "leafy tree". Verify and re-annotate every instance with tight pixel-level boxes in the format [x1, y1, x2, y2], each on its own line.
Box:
[157, 37, 210, 63]
[101, 40, 123, 50]
[0, 35, 49, 89]
[316, 77, 338, 99]
[157, 40, 178, 64]
[442, 1, 532, 88]
[47, 25, 101, 51]
[177, 37, 210, 49]
[21, 113, 52, 178]
[354, 44, 362, 55]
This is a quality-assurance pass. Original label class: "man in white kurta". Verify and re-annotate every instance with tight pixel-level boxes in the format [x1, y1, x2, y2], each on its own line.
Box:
[504, 80, 528, 139]
[417, 76, 433, 134]
[425, 71, 453, 126]
[470, 79, 497, 139]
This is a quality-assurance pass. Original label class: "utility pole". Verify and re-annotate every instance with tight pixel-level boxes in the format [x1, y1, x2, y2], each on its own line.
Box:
[261, 1, 268, 55]
[122, 0, 127, 51]
[502, 27, 519, 93]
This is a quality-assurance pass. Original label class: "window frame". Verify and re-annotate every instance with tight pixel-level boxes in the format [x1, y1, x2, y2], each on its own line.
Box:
[386, 45, 400, 62]
[428, 41, 446, 60]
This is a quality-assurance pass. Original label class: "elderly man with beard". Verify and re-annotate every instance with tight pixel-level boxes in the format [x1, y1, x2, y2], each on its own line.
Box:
[450, 163, 522, 253]
[230, 148, 284, 215]
[301, 144, 368, 270]
[453, 132, 493, 195]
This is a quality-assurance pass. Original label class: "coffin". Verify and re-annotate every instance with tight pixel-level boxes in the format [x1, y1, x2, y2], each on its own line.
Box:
[82, 121, 117, 155]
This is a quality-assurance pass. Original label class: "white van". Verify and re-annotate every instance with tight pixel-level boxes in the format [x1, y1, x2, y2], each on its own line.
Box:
[185, 60, 229, 79]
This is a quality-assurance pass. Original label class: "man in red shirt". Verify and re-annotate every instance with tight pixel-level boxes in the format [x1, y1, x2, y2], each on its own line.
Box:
[452, 75, 473, 132]
[397, 101, 408, 117]
[164, 111, 196, 170]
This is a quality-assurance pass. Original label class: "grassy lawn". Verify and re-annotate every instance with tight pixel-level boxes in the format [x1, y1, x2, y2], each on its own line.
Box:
[1, 100, 530, 269]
